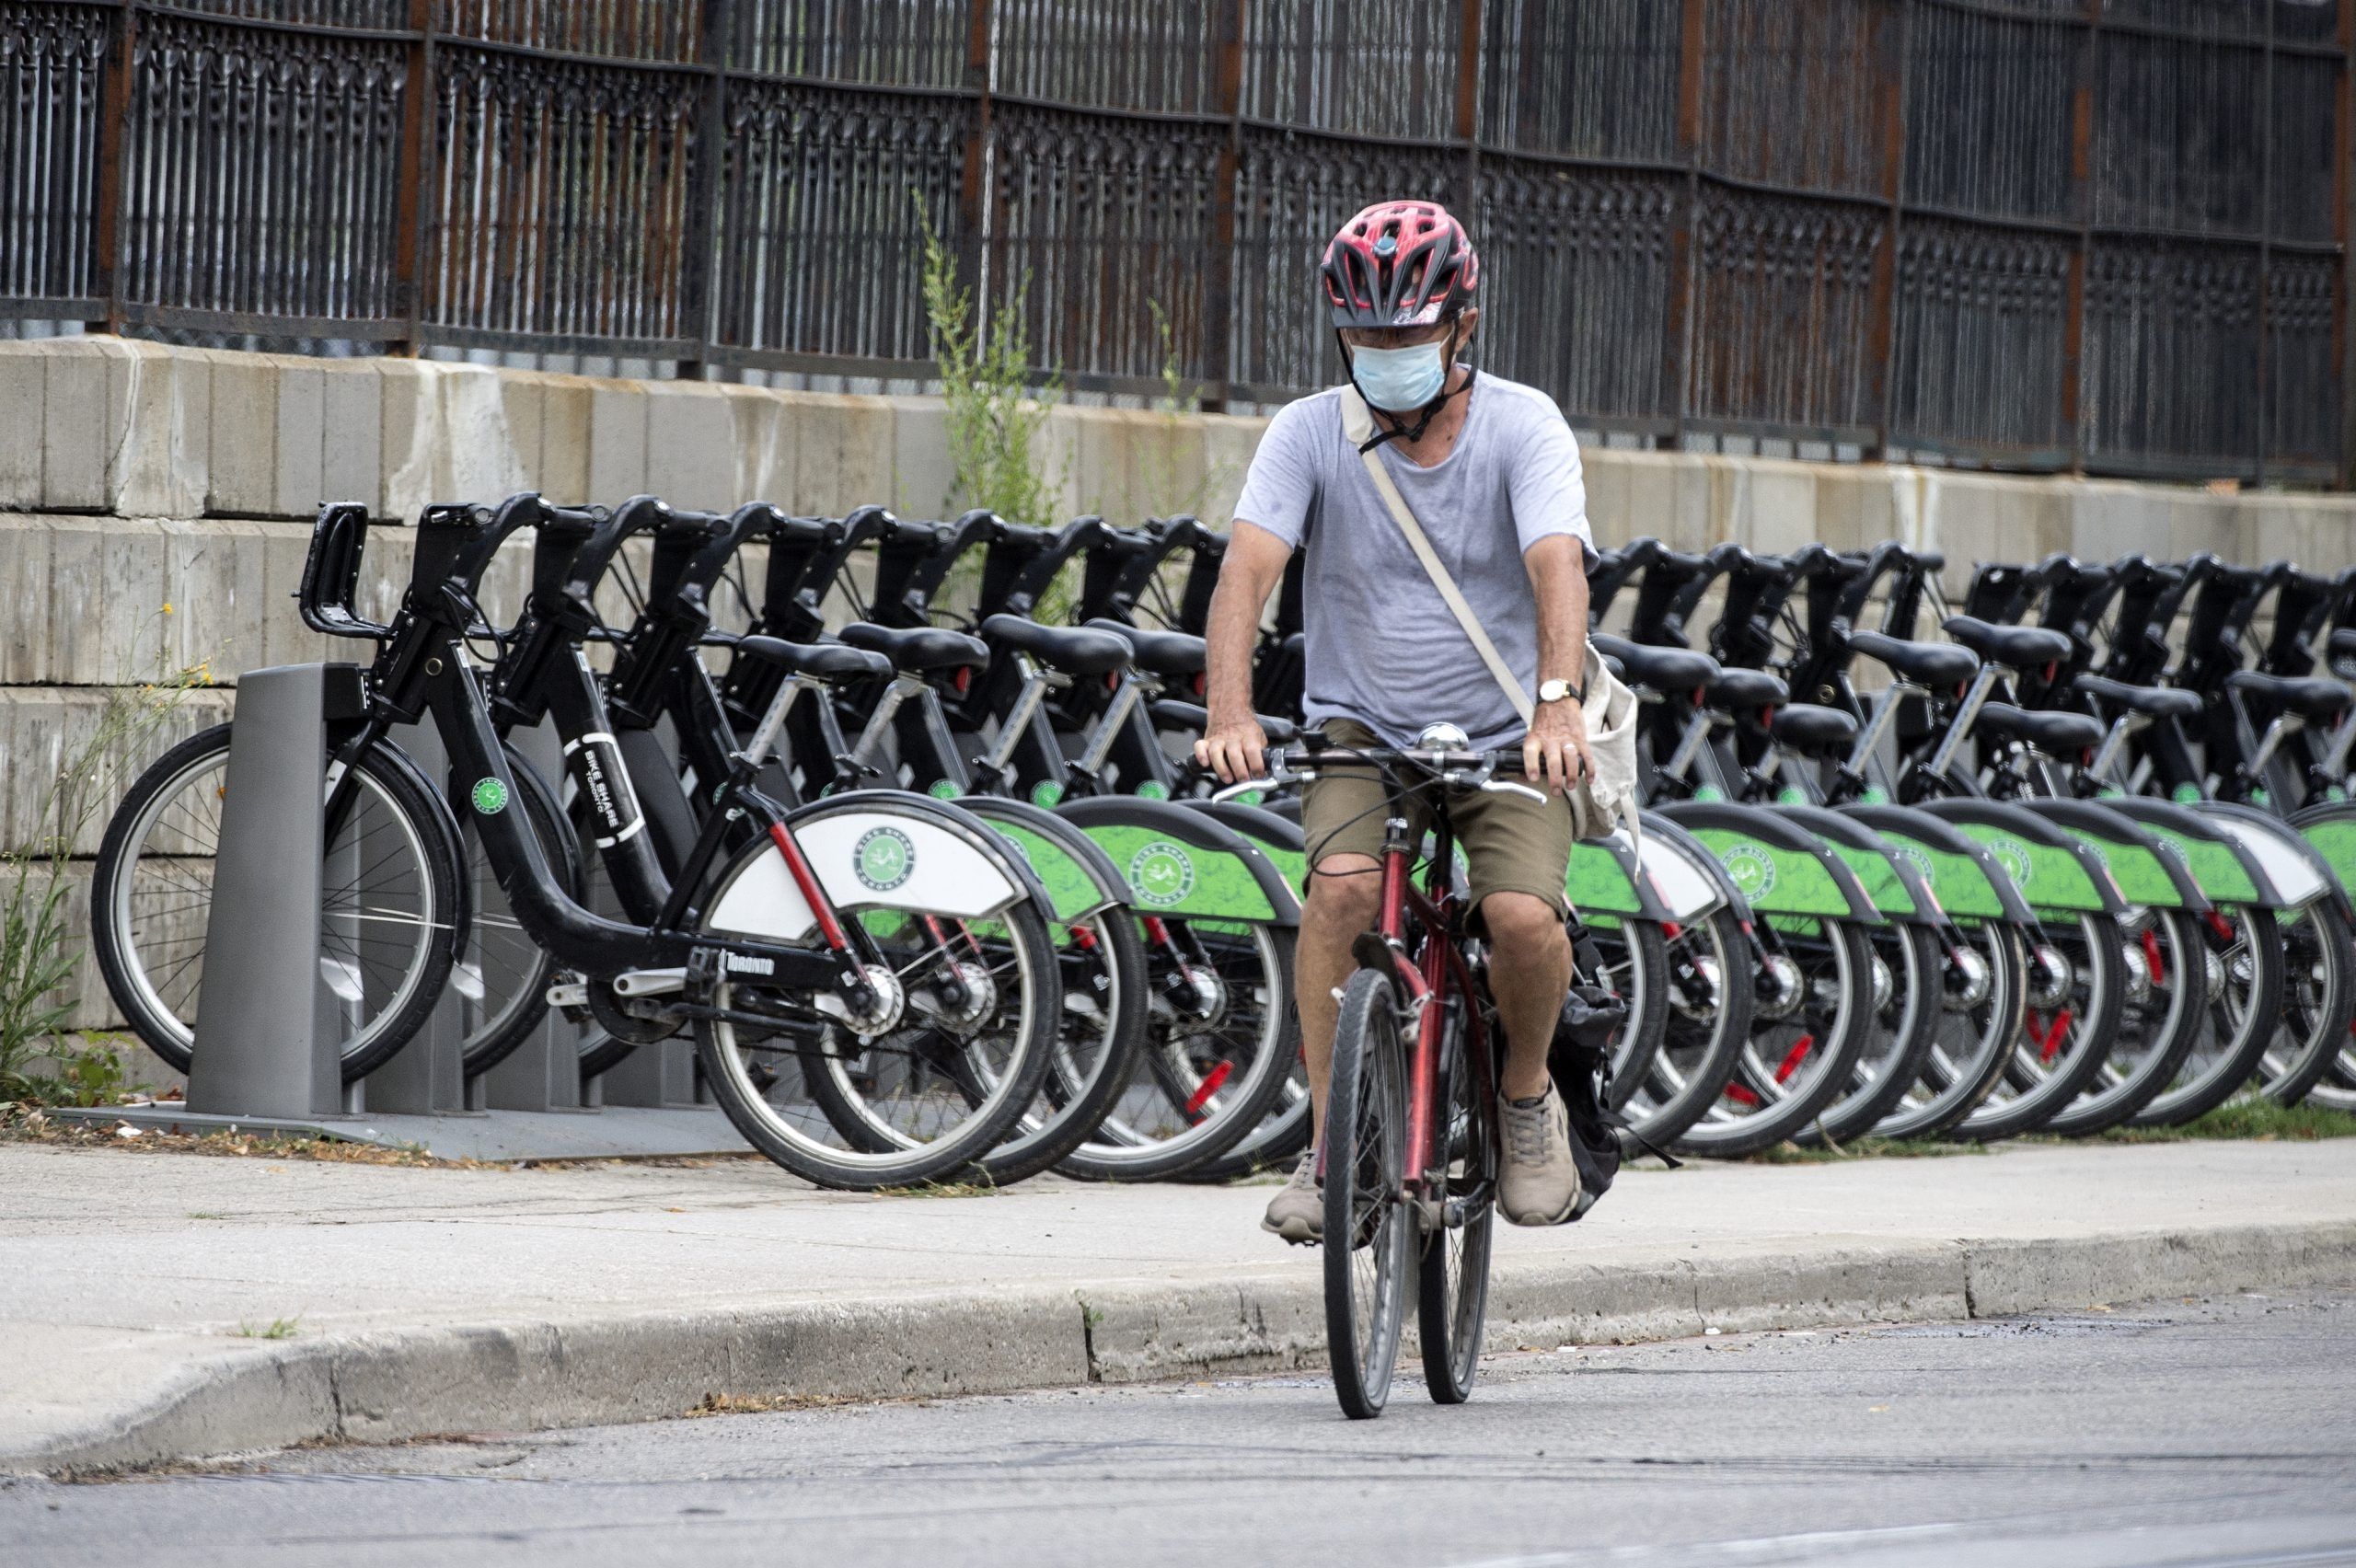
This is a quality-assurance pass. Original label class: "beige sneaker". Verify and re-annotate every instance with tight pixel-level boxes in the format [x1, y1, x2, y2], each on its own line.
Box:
[1261, 1153, 1322, 1245]
[1498, 1082, 1581, 1226]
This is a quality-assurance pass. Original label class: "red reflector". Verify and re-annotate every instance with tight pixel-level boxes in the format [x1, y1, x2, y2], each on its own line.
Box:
[953, 665, 972, 695]
[1183, 1059, 1233, 1120]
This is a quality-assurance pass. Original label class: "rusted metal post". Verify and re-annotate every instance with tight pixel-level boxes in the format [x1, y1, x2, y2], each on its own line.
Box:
[2255, 0, 2277, 488]
[2339, 0, 2352, 489]
[957, 0, 996, 316]
[391, 0, 433, 356]
[2062, 0, 2098, 474]
[1865, 0, 1910, 462]
[678, 0, 732, 380]
[92, 0, 137, 335]
[1660, 0, 1708, 447]
[1455, 0, 1483, 219]
[1202, 0, 1245, 413]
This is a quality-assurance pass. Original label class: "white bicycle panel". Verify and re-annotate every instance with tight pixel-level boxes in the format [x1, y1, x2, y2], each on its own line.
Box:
[2199, 813, 2330, 907]
[1634, 831, 1726, 921]
[707, 812, 1025, 942]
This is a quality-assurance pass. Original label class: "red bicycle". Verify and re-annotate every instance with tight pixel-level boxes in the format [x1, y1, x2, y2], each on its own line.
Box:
[1223, 730, 1556, 1418]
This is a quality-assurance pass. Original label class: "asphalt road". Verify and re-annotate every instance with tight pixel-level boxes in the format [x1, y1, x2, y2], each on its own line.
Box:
[8, 1287, 2353, 1568]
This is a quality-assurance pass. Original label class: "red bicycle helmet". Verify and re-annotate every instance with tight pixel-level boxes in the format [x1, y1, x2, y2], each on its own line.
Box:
[1322, 200, 1480, 329]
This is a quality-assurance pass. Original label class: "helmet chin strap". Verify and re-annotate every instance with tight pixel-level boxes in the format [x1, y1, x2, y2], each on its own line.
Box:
[1339, 324, 1472, 455]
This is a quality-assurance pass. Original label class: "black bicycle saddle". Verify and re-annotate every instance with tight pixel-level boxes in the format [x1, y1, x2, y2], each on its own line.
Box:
[1940, 616, 2071, 670]
[2223, 670, 2352, 721]
[1590, 634, 1718, 695]
[1847, 630, 1979, 687]
[2073, 674, 2200, 721]
[1973, 702, 2104, 754]
[839, 622, 990, 673]
[1085, 618, 1207, 679]
[728, 635, 892, 684]
[981, 615, 1133, 676]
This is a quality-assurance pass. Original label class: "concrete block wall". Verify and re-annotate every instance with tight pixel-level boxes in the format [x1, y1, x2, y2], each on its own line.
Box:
[6, 338, 2356, 1046]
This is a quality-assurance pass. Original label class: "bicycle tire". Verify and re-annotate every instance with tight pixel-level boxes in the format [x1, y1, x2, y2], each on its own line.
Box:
[1416, 986, 1495, 1406]
[972, 906, 1148, 1185]
[91, 724, 462, 1084]
[1871, 922, 2026, 1140]
[2253, 899, 2356, 1108]
[1057, 921, 1299, 1182]
[2125, 903, 2287, 1127]
[1183, 1069, 1310, 1184]
[1323, 967, 1413, 1421]
[1797, 923, 1943, 1147]
[2040, 908, 2207, 1137]
[1952, 911, 2127, 1142]
[695, 852, 1062, 1192]
[1619, 910, 1750, 1152]
[1672, 918, 1877, 1159]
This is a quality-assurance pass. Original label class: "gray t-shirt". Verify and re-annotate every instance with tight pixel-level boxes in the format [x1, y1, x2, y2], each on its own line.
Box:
[1230, 372, 1593, 751]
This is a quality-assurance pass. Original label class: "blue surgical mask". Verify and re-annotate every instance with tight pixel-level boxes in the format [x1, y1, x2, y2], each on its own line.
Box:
[1348, 340, 1449, 411]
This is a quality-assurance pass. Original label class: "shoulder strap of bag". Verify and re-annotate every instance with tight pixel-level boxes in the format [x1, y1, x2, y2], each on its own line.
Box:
[1339, 386, 1532, 725]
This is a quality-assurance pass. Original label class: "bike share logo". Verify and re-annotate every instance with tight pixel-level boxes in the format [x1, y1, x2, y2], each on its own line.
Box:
[1988, 836, 2035, 890]
[1128, 840, 1195, 907]
[470, 778, 509, 815]
[725, 951, 776, 976]
[853, 826, 917, 891]
[1718, 843, 1777, 900]
[1893, 844, 1935, 887]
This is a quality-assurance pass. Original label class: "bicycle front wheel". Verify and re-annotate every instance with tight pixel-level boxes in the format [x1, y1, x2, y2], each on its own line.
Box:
[91, 724, 461, 1083]
[1324, 968, 1413, 1421]
[1416, 986, 1495, 1406]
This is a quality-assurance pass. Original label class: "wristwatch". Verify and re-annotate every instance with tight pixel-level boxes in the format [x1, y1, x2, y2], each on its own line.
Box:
[1537, 677, 1585, 705]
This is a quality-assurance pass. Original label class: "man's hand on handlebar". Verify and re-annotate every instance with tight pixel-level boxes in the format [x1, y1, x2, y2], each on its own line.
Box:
[1195, 709, 1269, 785]
[1523, 698, 1593, 796]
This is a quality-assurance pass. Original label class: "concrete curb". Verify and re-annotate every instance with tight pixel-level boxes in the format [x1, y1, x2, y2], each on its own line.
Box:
[15, 1218, 2354, 1475]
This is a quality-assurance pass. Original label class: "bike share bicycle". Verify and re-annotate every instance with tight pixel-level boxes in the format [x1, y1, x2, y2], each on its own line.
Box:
[99, 498, 1070, 1191]
[1213, 734, 1623, 1418]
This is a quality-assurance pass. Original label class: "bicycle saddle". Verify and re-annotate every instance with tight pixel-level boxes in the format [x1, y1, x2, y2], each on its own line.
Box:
[980, 615, 1133, 676]
[2223, 670, 2353, 720]
[2330, 627, 2356, 663]
[2072, 674, 2200, 721]
[1084, 618, 1206, 678]
[1708, 667, 1787, 712]
[1770, 703, 1858, 756]
[838, 621, 989, 673]
[1973, 702, 2104, 755]
[1590, 634, 1717, 695]
[728, 635, 893, 684]
[1847, 630, 1979, 688]
[1149, 698, 1299, 744]
[1939, 616, 2070, 670]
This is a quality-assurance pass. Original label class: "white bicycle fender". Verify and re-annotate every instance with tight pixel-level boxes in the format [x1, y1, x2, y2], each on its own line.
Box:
[2200, 814, 2331, 907]
[1634, 830, 1726, 922]
[707, 812, 1026, 942]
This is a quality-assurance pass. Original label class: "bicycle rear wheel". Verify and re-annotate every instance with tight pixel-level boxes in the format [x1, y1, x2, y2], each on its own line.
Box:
[1951, 911, 2125, 1142]
[1670, 917, 1875, 1159]
[1872, 921, 2025, 1140]
[1615, 910, 1749, 1151]
[1797, 923, 1941, 1146]
[2040, 907, 2206, 1137]
[1324, 968, 1413, 1421]
[1416, 987, 1495, 1406]
[91, 724, 461, 1083]
[2253, 900, 2355, 1108]
[2127, 905, 2285, 1127]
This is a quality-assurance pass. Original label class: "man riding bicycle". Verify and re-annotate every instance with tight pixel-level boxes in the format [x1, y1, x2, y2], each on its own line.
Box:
[1195, 200, 1599, 1241]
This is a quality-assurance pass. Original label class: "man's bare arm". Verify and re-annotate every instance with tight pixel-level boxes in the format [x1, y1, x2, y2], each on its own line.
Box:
[1194, 521, 1294, 784]
[1523, 534, 1595, 793]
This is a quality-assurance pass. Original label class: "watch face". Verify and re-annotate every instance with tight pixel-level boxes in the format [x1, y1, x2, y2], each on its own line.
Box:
[1540, 679, 1571, 702]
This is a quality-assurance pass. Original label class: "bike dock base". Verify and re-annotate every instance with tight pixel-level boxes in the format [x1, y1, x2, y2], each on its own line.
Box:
[44, 1103, 746, 1162]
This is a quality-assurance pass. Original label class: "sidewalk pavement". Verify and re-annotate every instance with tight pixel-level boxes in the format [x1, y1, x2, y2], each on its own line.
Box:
[4, 1136, 2352, 1473]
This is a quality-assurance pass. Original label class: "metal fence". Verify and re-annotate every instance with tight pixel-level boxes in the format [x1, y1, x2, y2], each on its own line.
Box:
[2, 0, 2348, 483]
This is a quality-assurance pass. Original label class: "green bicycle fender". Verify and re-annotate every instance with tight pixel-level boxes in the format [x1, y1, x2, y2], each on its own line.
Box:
[1654, 801, 1883, 924]
[2012, 798, 2206, 912]
[1840, 804, 2033, 926]
[1768, 802, 1943, 926]
[953, 796, 1127, 924]
[1565, 835, 1670, 919]
[2290, 799, 2356, 915]
[1180, 800, 1307, 915]
[1056, 796, 1291, 926]
[1913, 799, 2123, 916]
[2100, 797, 2271, 907]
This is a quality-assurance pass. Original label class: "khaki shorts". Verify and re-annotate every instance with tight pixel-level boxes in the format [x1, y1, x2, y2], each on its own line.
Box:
[1299, 721, 1575, 916]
